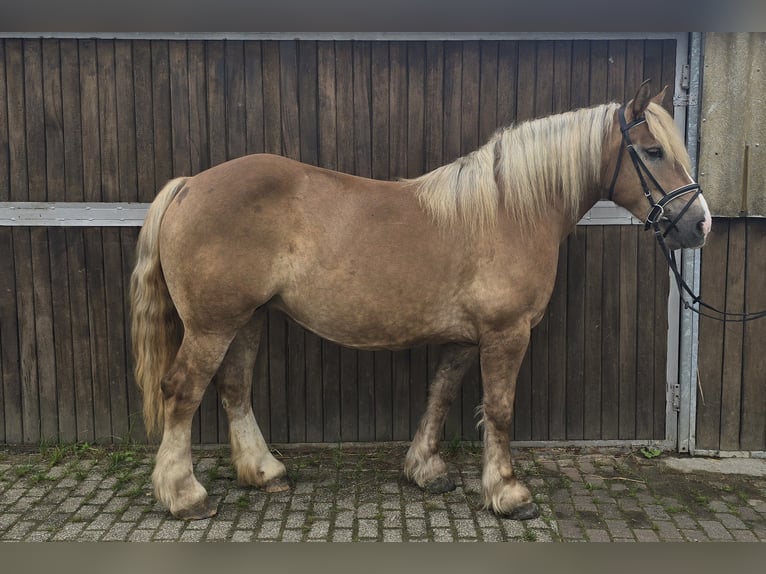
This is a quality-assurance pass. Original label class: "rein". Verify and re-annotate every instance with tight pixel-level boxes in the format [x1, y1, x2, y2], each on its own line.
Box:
[608, 106, 766, 323]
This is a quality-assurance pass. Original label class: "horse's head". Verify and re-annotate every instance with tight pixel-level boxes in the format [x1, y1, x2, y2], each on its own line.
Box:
[605, 82, 711, 250]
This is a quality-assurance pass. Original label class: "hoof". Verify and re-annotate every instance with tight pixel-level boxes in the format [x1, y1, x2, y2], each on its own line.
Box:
[173, 495, 219, 521]
[261, 475, 293, 493]
[424, 475, 456, 494]
[502, 502, 539, 521]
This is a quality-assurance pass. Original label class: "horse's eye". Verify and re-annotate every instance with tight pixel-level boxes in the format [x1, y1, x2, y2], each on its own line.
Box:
[645, 147, 664, 160]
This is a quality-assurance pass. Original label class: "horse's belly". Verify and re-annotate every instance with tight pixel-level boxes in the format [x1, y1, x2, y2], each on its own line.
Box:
[271, 288, 472, 351]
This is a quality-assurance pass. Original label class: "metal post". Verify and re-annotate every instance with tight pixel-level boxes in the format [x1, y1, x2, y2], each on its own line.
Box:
[677, 32, 704, 454]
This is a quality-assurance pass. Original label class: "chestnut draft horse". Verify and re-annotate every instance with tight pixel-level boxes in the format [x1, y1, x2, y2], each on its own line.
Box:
[131, 83, 711, 520]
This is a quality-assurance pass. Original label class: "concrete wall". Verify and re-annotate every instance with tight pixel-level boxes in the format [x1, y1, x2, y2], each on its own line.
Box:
[698, 33, 766, 217]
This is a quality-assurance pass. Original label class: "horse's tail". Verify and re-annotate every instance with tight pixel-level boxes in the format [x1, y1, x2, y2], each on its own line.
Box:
[130, 177, 188, 438]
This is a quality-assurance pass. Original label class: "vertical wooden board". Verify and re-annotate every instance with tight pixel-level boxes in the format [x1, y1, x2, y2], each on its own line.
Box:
[0, 40, 8, 202]
[30, 229, 58, 441]
[478, 40, 499, 143]
[530, 318, 550, 441]
[261, 41, 288, 443]
[151, 40, 173, 185]
[552, 40, 572, 114]
[42, 39, 65, 201]
[298, 40, 324, 442]
[442, 41, 463, 439]
[390, 41, 411, 440]
[625, 40, 644, 98]
[571, 41, 590, 109]
[13, 229, 40, 443]
[515, 41, 536, 122]
[660, 40, 677, 114]
[459, 41, 482, 441]
[514, 344, 533, 441]
[720, 219, 746, 451]
[169, 41, 191, 177]
[253, 328, 271, 443]
[5, 40, 28, 201]
[278, 40, 300, 160]
[132, 41, 156, 200]
[97, 40, 120, 202]
[83, 228, 112, 442]
[618, 226, 638, 439]
[0, 229, 22, 443]
[322, 341, 341, 442]
[566, 232, 587, 440]
[583, 226, 604, 439]
[635, 228, 656, 439]
[374, 351, 392, 441]
[371, 42, 390, 179]
[600, 226, 621, 438]
[225, 40, 247, 161]
[121, 228, 145, 441]
[334, 41, 354, 174]
[652, 232, 669, 439]
[244, 41, 264, 156]
[695, 219, 728, 450]
[188, 40, 210, 173]
[287, 320, 307, 443]
[79, 40, 101, 202]
[642, 41, 663, 96]
[606, 40, 626, 103]
[353, 41, 375, 441]
[24, 39, 46, 202]
[497, 41, 518, 126]
[114, 40, 138, 202]
[340, 344, 358, 442]
[407, 43, 429, 438]
[278, 41, 307, 443]
[741, 220, 766, 450]
[316, 42, 340, 441]
[204, 41, 228, 442]
[546, 243, 567, 441]
[588, 41, 608, 105]
[298, 41, 319, 167]
[317, 41, 337, 170]
[423, 42, 444, 172]
[103, 228, 130, 442]
[534, 41, 554, 118]
[66, 228, 94, 441]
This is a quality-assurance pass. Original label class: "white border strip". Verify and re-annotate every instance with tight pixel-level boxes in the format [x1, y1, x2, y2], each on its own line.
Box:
[0, 32, 685, 41]
[0, 202, 150, 226]
[0, 200, 639, 227]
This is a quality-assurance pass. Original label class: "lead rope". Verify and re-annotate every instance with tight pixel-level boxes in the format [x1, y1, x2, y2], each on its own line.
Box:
[611, 106, 766, 323]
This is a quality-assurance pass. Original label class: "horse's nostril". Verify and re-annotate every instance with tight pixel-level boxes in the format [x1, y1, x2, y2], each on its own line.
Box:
[697, 219, 707, 235]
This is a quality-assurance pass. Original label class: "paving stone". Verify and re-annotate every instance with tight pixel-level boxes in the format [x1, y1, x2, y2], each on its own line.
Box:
[405, 502, 425, 518]
[632, 528, 659, 542]
[432, 528, 454, 542]
[332, 528, 353, 542]
[682, 528, 708, 542]
[179, 529, 205, 542]
[103, 522, 134, 541]
[715, 513, 747, 530]
[429, 510, 450, 528]
[406, 518, 426, 538]
[731, 529, 758, 542]
[129, 529, 155, 542]
[383, 528, 403, 542]
[308, 520, 330, 539]
[699, 520, 733, 540]
[643, 504, 671, 521]
[501, 519, 526, 538]
[257, 520, 281, 539]
[558, 519, 585, 540]
[357, 519, 379, 538]
[281, 529, 303, 542]
[480, 527, 503, 542]
[708, 500, 730, 513]
[747, 499, 766, 513]
[586, 528, 611, 542]
[654, 521, 684, 540]
[605, 519, 633, 539]
[357, 502, 378, 518]
[154, 520, 184, 540]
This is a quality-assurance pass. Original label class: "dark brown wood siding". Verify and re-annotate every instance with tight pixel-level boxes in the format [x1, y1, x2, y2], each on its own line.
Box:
[696, 217, 766, 452]
[0, 37, 678, 444]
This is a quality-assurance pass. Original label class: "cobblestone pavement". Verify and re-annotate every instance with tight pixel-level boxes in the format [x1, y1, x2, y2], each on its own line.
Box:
[1, 443, 765, 542]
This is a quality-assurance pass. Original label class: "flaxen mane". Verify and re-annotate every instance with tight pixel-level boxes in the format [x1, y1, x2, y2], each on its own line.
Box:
[407, 102, 689, 233]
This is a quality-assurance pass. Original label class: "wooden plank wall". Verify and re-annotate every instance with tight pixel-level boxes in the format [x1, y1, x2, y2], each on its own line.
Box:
[697, 217, 766, 452]
[0, 37, 676, 445]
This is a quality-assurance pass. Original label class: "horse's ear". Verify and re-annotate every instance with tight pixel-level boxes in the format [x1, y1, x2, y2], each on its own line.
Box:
[651, 85, 669, 106]
[628, 79, 652, 120]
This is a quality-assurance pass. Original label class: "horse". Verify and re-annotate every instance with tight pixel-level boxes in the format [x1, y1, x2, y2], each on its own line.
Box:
[130, 82, 712, 521]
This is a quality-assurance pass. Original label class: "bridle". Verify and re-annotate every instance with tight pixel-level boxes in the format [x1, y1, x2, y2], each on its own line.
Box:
[607, 105, 766, 323]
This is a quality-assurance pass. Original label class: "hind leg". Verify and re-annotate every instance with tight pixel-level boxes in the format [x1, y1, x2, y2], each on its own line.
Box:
[405, 344, 477, 493]
[216, 309, 290, 492]
[152, 329, 235, 520]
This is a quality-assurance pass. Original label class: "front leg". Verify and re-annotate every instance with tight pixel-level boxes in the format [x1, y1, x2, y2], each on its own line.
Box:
[479, 327, 539, 520]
